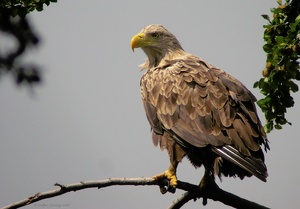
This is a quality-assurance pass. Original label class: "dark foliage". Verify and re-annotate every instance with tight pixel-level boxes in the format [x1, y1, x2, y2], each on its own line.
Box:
[0, 0, 57, 86]
[254, 0, 300, 132]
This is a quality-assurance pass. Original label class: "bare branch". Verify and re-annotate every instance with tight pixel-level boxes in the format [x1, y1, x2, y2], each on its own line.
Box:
[0, 177, 269, 209]
[170, 180, 270, 209]
[167, 191, 195, 209]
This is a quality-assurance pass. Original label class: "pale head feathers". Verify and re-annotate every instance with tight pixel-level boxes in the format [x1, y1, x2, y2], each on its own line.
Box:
[138, 24, 187, 69]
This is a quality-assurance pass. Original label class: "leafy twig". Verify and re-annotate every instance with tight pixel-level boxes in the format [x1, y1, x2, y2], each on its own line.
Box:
[255, 0, 300, 132]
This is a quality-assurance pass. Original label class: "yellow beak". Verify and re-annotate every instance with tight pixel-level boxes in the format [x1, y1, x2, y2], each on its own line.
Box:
[130, 33, 146, 52]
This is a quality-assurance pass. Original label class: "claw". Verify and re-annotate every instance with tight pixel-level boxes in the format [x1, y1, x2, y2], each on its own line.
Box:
[153, 169, 177, 194]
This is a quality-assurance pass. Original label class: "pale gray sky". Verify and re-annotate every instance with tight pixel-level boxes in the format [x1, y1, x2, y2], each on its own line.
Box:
[1, 1, 299, 209]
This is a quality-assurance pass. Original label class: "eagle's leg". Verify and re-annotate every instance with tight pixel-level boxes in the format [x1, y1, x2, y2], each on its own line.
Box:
[153, 143, 185, 194]
[199, 168, 219, 205]
[199, 168, 214, 189]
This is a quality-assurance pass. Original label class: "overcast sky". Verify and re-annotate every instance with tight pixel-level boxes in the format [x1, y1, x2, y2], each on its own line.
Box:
[1, 1, 300, 209]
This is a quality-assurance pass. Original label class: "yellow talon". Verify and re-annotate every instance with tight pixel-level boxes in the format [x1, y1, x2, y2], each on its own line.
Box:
[153, 168, 177, 193]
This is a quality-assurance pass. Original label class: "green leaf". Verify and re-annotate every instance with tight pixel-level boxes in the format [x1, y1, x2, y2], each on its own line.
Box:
[18, 7, 28, 17]
[274, 123, 282, 129]
[290, 15, 300, 32]
[275, 36, 285, 44]
[264, 121, 274, 133]
[290, 81, 299, 92]
[277, 117, 287, 125]
[257, 78, 265, 89]
[36, 5, 44, 11]
[263, 44, 273, 53]
[261, 80, 272, 92]
[295, 14, 300, 23]
[265, 110, 275, 121]
[257, 96, 271, 108]
[281, 96, 295, 108]
[262, 14, 271, 22]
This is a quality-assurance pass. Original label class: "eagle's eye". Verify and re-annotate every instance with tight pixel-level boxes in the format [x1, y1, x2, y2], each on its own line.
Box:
[151, 33, 160, 38]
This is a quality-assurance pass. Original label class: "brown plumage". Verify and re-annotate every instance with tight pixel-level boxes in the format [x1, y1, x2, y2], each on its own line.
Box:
[131, 24, 269, 190]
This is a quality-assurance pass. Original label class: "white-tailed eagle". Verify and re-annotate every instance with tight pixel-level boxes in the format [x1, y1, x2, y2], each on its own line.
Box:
[131, 24, 269, 193]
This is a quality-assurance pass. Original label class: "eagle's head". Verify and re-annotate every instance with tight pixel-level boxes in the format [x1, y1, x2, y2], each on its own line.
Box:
[130, 24, 185, 69]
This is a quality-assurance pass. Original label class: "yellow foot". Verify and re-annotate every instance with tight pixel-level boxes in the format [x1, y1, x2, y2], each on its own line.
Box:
[153, 169, 177, 194]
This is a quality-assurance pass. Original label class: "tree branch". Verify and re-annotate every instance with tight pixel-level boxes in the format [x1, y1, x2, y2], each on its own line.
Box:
[0, 177, 269, 209]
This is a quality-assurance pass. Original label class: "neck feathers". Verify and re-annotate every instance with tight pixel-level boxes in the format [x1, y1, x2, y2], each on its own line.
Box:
[140, 48, 187, 70]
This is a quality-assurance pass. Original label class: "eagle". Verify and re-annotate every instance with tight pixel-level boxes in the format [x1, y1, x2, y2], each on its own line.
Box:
[130, 24, 269, 193]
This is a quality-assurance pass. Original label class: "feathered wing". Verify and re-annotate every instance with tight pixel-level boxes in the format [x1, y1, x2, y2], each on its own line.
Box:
[141, 55, 269, 181]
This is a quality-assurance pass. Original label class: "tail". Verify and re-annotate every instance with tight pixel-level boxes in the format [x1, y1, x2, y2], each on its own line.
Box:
[212, 145, 268, 182]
